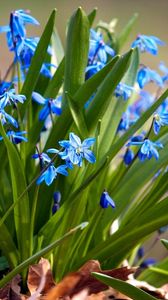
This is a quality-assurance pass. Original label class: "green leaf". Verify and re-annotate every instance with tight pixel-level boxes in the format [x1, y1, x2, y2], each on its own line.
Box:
[66, 92, 88, 137]
[47, 90, 168, 247]
[63, 7, 89, 98]
[149, 267, 168, 276]
[118, 13, 139, 50]
[119, 166, 168, 228]
[0, 123, 30, 263]
[0, 222, 19, 268]
[0, 223, 86, 288]
[92, 273, 157, 300]
[20, 9, 56, 117]
[45, 56, 119, 149]
[109, 138, 168, 223]
[0, 256, 9, 272]
[138, 256, 168, 287]
[98, 47, 139, 158]
[87, 8, 97, 26]
[123, 46, 139, 85]
[106, 88, 168, 162]
[51, 27, 64, 64]
[25, 58, 65, 157]
[39, 157, 109, 246]
[45, 59, 64, 98]
[161, 239, 168, 250]
[83, 197, 168, 266]
[86, 49, 133, 131]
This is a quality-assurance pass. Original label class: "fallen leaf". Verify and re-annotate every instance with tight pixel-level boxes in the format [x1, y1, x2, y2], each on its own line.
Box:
[43, 273, 80, 300]
[72, 289, 89, 300]
[44, 260, 136, 300]
[127, 279, 168, 299]
[0, 275, 22, 300]
[27, 258, 55, 299]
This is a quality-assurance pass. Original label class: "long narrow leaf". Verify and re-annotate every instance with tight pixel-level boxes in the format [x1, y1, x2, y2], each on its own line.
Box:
[0, 123, 30, 263]
[20, 9, 56, 117]
[92, 273, 157, 300]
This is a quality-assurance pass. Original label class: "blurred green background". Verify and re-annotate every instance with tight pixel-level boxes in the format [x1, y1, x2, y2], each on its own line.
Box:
[0, 0, 167, 75]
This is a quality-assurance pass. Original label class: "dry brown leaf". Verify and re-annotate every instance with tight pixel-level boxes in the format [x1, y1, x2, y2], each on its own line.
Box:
[0, 283, 10, 300]
[127, 279, 168, 299]
[27, 258, 55, 299]
[87, 291, 106, 300]
[44, 260, 136, 300]
[103, 287, 132, 299]
[0, 275, 22, 300]
[43, 273, 81, 300]
[71, 289, 89, 300]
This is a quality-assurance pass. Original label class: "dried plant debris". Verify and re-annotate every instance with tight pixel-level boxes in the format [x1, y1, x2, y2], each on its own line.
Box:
[0, 275, 24, 300]
[27, 258, 55, 300]
[1, 259, 168, 300]
[43, 260, 136, 300]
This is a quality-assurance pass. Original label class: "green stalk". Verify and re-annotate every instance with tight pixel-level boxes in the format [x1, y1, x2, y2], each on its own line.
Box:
[29, 186, 40, 256]
[16, 61, 22, 93]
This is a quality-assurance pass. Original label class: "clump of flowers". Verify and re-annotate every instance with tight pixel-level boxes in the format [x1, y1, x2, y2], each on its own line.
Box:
[0, 7, 168, 298]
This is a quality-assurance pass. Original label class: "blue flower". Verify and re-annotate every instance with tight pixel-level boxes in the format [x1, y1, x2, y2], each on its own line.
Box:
[115, 83, 134, 101]
[129, 133, 145, 143]
[100, 190, 115, 209]
[20, 38, 55, 76]
[0, 82, 12, 94]
[140, 258, 156, 268]
[158, 98, 168, 114]
[132, 34, 165, 55]
[32, 152, 51, 163]
[85, 61, 105, 80]
[158, 225, 168, 234]
[134, 91, 154, 114]
[0, 102, 18, 128]
[12, 9, 39, 26]
[128, 138, 163, 161]
[159, 61, 168, 82]
[36, 164, 68, 186]
[53, 191, 61, 203]
[123, 148, 134, 165]
[59, 132, 96, 167]
[137, 67, 163, 89]
[0, 130, 27, 144]
[153, 113, 168, 134]
[52, 191, 61, 214]
[47, 148, 74, 170]
[137, 247, 144, 259]
[0, 89, 26, 107]
[0, 9, 39, 56]
[89, 29, 115, 64]
[40, 63, 57, 78]
[32, 92, 62, 121]
[18, 36, 40, 59]
[117, 108, 138, 132]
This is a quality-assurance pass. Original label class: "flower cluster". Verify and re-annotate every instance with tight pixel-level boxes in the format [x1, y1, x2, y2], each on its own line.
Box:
[85, 29, 134, 104]
[0, 9, 54, 78]
[127, 138, 163, 162]
[32, 132, 96, 185]
[85, 29, 115, 84]
[132, 34, 165, 55]
[0, 9, 167, 213]
[118, 34, 167, 165]
[0, 88, 28, 142]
